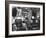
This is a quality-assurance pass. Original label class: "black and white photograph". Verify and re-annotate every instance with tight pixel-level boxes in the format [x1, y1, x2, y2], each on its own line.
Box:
[5, 1, 45, 37]
[12, 7, 40, 31]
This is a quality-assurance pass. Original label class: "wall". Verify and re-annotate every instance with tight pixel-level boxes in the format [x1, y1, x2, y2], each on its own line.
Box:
[0, 0, 46, 38]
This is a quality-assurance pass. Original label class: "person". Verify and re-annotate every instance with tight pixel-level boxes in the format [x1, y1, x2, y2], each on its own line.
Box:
[12, 7, 17, 17]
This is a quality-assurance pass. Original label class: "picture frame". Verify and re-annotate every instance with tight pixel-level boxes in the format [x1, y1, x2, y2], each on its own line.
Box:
[5, 1, 45, 37]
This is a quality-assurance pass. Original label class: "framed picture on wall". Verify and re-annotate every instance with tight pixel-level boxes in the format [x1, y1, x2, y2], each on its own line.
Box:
[5, 1, 45, 37]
